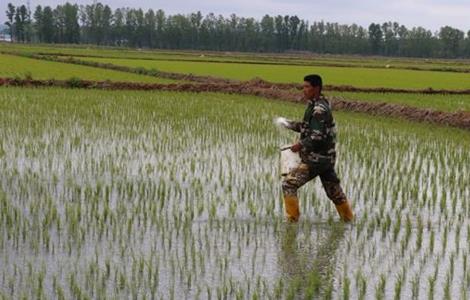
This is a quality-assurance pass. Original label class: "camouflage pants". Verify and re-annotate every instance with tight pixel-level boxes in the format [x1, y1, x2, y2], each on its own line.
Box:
[282, 161, 347, 205]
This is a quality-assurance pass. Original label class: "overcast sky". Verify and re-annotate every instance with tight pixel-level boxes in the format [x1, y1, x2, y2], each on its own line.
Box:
[1, 0, 469, 33]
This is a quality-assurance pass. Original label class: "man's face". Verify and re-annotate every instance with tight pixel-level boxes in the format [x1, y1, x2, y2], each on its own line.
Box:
[303, 81, 320, 100]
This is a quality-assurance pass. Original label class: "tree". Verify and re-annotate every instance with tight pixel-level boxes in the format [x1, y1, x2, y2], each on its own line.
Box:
[134, 9, 145, 48]
[382, 22, 398, 56]
[288, 15, 300, 49]
[41, 6, 55, 43]
[101, 5, 112, 44]
[14, 7, 23, 41]
[274, 15, 287, 51]
[52, 2, 80, 44]
[63, 3, 80, 43]
[112, 8, 125, 46]
[144, 9, 156, 48]
[238, 17, 259, 51]
[189, 11, 202, 48]
[368, 23, 383, 54]
[80, 2, 105, 44]
[464, 31, 470, 57]
[260, 15, 274, 51]
[155, 9, 165, 48]
[53, 5, 66, 42]
[17, 4, 32, 42]
[5, 3, 15, 40]
[33, 5, 43, 42]
[439, 26, 464, 58]
[5, 2, 470, 58]
[400, 27, 435, 57]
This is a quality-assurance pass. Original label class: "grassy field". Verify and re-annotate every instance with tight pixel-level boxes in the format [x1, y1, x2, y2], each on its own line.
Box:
[74, 56, 470, 89]
[0, 87, 468, 299]
[0, 53, 175, 83]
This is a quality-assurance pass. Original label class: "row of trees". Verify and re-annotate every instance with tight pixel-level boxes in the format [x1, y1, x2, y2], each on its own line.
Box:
[5, 2, 470, 58]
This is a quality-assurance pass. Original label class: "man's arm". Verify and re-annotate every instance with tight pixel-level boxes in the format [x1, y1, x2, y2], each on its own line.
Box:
[286, 121, 304, 133]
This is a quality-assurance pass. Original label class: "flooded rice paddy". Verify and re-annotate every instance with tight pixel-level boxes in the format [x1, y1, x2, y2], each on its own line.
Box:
[0, 87, 469, 299]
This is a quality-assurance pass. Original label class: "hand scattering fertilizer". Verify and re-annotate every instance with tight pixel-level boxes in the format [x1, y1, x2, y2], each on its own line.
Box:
[274, 117, 290, 128]
[274, 116, 302, 176]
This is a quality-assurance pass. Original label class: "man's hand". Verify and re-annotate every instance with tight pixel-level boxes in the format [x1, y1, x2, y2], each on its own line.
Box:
[290, 143, 302, 153]
[285, 121, 303, 133]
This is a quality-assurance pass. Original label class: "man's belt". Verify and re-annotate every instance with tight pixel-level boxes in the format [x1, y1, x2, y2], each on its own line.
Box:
[304, 152, 336, 163]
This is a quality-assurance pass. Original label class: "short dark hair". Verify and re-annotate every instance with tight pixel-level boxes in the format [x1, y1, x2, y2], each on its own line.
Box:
[304, 74, 322, 91]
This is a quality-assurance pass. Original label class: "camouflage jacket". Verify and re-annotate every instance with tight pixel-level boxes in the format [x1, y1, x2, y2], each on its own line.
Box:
[288, 95, 337, 163]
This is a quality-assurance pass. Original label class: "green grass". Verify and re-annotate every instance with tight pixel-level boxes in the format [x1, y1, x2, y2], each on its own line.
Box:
[328, 91, 470, 112]
[76, 56, 470, 89]
[0, 53, 175, 83]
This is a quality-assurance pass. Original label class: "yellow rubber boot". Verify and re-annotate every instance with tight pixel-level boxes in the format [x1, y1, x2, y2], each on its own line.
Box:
[335, 200, 354, 222]
[284, 195, 300, 223]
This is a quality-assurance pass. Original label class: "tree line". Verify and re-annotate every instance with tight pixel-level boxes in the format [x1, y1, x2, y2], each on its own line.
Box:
[4, 2, 470, 58]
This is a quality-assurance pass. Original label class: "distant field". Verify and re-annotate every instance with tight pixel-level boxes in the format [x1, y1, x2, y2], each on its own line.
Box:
[4, 42, 470, 71]
[0, 53, 175, 83]
[75, 56, 470, 89]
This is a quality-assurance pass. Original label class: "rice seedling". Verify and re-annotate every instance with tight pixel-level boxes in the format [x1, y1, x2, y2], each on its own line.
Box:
[0, 86, 468, 299]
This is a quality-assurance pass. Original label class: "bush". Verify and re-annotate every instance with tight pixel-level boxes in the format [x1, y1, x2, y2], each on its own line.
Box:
[66, 77, 83, 88]
[148, 68, 160, 76]
[23, 72, 33, 81]
[135, 67, 147, 74]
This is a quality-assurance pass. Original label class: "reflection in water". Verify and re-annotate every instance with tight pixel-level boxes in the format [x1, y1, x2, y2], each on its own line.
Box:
[278, 222, 347, 299]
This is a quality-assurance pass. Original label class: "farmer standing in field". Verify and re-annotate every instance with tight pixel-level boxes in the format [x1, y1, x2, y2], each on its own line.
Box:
[282, 74, 354, 223]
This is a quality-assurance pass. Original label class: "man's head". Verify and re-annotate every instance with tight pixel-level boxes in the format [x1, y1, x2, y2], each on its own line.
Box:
[303, 74, 322, 100]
